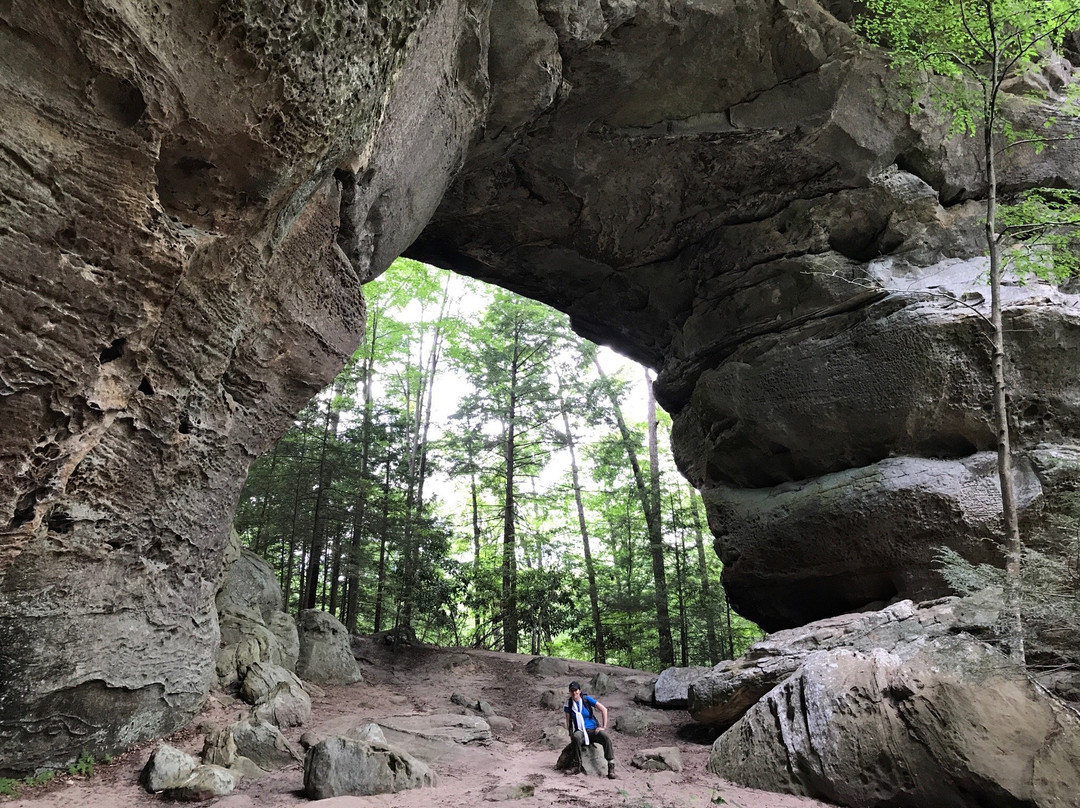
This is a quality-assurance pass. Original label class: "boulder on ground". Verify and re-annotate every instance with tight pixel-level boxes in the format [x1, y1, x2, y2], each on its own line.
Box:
[450, 692, 479, 710]
[267, 612, 300, 672]
[654, 666, 710, 708]
[632, 680, 657, 705]
[588, 672, 616, 695]
[539, 689, 562, 709]
[709, 634, 1080, 808]
[488, 715, 514, 733]
[216, 546, 282, 624]
[296, 610, 363, 685]
[140, 743, 196, 793]
[614, 710, 652, 736]
[689, 596, 999, 728]
[488, 783, 537, 800]
[201, 726, 240, 768]
[242, 661, 312, 728]
[230, 716, 303, 770]
[632, 747, 683, 772]
[377, 713, 492, 744]
[303, 736, 435, 798]
[535, 725, 569, 750]
[346, 722, 388, 745]
[525, 656, 570, 677]
[162, 764, 237, 801]
[556, 741, 608, 777]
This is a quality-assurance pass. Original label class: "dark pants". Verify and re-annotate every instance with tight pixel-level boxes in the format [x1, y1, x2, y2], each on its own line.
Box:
[572, 729, 614, 762]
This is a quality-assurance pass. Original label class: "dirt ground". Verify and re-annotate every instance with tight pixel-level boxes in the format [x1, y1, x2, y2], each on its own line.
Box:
[3, 642, 832, 808]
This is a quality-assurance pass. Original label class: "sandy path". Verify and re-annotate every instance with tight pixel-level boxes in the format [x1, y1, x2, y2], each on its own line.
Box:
[3, 642, 830, 808]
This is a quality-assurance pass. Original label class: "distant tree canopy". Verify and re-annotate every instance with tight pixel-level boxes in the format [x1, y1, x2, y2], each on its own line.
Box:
[233, 258, 762, 671]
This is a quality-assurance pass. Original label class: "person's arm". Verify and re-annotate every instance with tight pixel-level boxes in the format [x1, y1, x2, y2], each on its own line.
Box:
[566, 707, 573, 735]
[594, 701, 608, 731]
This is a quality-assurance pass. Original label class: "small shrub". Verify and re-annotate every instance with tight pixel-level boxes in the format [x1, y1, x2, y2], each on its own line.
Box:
[23, 770, 55, 787]
[67, 753, 95, 778]
[0, 778, 17, 796]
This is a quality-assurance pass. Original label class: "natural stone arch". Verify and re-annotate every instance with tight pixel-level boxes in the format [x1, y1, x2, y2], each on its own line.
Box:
[3, 0, 1080, 774]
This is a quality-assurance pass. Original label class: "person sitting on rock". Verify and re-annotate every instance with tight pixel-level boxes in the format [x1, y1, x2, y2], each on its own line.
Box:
[564, 680, 616, 779]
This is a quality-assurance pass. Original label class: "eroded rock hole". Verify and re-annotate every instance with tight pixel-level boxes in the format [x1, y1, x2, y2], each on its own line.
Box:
[138, 377, 154, 395]
[46, 509, 74, 534]
[99, 338, 126, 364]
[178, 415, 193, 434]
[91, 74, 146, 128]
[9, 491, 39, 529]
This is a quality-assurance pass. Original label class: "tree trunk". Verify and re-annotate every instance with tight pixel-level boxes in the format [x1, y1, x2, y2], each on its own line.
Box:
[345, 315, 379, 631]
[373, 457, 392, 632]
[283, 426, 311, 611]
[647, 370, 676, 665]
[594, 358, 675, 665]
[688, 486, 721, 664]
[983, 28, 1024, 665]
[302, 390, 339, 610]
[560, 386, 605, 663]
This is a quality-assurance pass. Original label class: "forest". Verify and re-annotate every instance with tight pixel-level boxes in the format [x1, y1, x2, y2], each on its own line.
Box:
[233, 259, 762, 672]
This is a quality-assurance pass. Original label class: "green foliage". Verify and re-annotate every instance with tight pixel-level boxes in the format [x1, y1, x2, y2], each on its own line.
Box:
[236, 258, 760, 667]
[23, 770, 55, 787]
[936, 545, 1080, 634]
[858, 0, 1080, 131]
[0, 769, 58, 797]
[1000, 188, 1080, 281]
[67, 753, 95, 778]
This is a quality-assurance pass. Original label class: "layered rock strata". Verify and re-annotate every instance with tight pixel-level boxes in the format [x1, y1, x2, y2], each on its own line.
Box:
[0, 0, 487, 773]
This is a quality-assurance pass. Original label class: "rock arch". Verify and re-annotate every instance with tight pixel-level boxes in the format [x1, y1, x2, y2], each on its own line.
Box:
[2, 0, 1079, 772]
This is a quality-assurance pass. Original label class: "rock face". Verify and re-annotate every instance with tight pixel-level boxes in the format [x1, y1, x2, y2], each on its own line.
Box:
[0, 0, 486, 773]
[408, 1, 1080, 634]
[5, 0, 1080, 774]
[708, 635, 1080, 808]
[687, 596, 1000, 728]
[304, 735, 436, 799]
[295, 609, 363, 685]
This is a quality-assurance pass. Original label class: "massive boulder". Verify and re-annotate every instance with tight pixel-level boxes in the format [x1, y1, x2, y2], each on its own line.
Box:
[687, 595, 1000, 728]
[708, 636, 1080, 808]
[295, 609, 363, 685]
[4, 0, 1080, 775]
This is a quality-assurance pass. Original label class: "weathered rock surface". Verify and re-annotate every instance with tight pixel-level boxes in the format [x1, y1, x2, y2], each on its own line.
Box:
[242, 661, 312, 728]
[214, 533, 299, 685]
[653, 666, 710, 708]
[376, 713, 492, 745]
[555, 741, 608, 777]
[161, 764, 237, 802]
[632, 746, 683, 773]
[525, 656, 570, 677]
[0, 0, 485, 773]
[688, 596, 1000, 728]
[228, 716, 303, 771]
[303, 736, 435, 799]
[613, 709, 653, 736]
[140, 744, 196, 793]
[407, 0, 1080, 635]
[5, 0, 1080, 775]
[295, 609, 363, 685]
[708, 635, 1080, 808]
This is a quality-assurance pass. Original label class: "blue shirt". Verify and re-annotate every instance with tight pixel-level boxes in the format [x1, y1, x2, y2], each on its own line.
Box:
[564, 694, 599, 731]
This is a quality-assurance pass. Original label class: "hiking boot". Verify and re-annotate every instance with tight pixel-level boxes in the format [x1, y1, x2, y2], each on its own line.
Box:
[607, 761, 617, 779]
